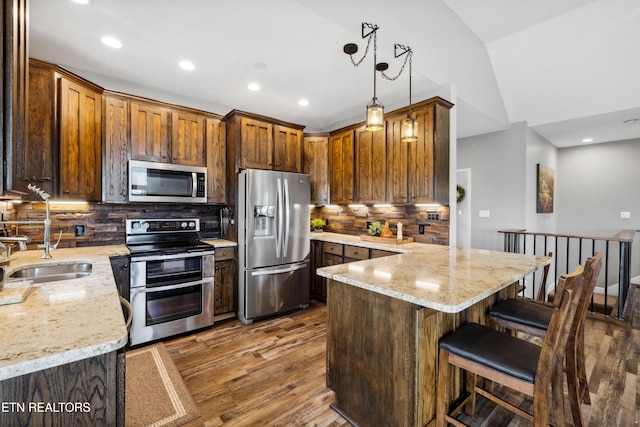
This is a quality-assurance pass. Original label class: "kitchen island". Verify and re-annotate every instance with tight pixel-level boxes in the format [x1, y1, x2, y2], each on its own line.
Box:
[316, 243, 550, 427]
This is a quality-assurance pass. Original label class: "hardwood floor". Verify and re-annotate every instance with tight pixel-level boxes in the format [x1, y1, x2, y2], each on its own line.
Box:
[163, 301, 638, 427]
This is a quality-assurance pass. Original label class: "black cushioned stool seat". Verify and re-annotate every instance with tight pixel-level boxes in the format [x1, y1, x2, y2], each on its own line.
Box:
[489, 299, 553, 331]
[439, 322, 541, 383]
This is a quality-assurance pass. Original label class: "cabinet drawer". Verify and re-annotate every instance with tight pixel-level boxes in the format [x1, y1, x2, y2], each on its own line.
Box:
[322, 242, 343, 256]
[215, 248, 235, 261]
[343, 245, 369, 260]
[369, 249, 396, 259]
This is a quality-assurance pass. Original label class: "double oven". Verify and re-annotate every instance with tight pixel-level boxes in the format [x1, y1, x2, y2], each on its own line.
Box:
[125, 218, 215, 346]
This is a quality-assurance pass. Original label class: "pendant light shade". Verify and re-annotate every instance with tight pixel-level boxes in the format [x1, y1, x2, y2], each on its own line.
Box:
[366, 99, 384, 131]
[401, 114, 418, 142]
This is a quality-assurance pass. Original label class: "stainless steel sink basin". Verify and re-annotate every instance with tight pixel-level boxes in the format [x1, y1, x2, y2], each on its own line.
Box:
[9, 262, 93, 283]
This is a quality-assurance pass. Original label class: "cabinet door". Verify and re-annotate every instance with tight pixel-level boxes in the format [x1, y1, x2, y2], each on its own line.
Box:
[206, 117, 227, 204]
[103, 95, 129, 202]
[172, 111, 206, 166]
[59, 77, 102, 200]
[408, 104, 434, 203]
[130, 101, 171, 163]
[302, 135, 329, 205]
[214, 259, 236, 315]
[329, 130, 354, 205]
[310, 240, 324, 301]
[240, 117, 273, 170]
[273, 125, 302, 172]
[18, 61, 56, 196]
[386, 113, 409, 204]
[355, 125, 386, 204]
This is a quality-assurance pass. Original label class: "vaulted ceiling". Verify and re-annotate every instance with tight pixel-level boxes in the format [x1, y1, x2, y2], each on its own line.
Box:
[29, 0, 640, 147]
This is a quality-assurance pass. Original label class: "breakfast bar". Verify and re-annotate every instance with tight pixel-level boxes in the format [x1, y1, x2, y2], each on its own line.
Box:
[316, 244, 550, 427]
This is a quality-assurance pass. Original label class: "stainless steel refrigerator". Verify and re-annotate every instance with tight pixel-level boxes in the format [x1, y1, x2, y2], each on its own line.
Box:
[237, 169, 311, 324]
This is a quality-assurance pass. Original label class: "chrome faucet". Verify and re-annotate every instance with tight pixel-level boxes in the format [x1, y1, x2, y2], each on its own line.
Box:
[0, 235, 32, 251]
[27, 184, 62, 258]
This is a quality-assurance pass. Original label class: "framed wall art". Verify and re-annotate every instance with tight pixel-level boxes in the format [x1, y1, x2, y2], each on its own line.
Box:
[536, 163, 554, 213]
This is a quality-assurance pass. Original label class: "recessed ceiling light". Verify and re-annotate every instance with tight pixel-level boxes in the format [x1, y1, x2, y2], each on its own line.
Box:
[298, 99, 309, 106]
[582, 138, 593, 143]
[101, 36, 122, 49]
[70, 0, 90, 4]
[248, 83, 261, 91]
[179, 60, 195, 71]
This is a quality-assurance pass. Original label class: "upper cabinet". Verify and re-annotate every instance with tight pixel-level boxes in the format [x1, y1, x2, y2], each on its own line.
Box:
[354, 125, 386, 204]
[206, 117, 227, 205]
[224, 110, 304, 173]
[172, 111, 206, 166]
[329, 129, 354, 205]
[103, 94, 129, 203]
[302, 134, 329, 205]
[386, 98, 452, 205]
[130, 101, 171, 163]
[59, 76, 102, 200]
[274, 125, 302, 173]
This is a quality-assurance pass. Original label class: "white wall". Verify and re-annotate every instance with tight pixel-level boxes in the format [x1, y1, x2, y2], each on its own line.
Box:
[525, 127, 557, 232]
[457, 121, 528, 250]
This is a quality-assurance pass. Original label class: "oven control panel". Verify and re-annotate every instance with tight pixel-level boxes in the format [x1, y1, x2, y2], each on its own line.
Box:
[126, 218, 200, 234]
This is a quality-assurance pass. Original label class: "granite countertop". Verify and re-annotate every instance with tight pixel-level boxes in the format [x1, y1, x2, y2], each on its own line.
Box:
[0, 239, 236, 382]
[315, 233, 551, 313]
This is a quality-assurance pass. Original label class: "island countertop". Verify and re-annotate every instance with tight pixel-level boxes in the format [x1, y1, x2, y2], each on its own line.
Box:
[316, 239, 551, 313]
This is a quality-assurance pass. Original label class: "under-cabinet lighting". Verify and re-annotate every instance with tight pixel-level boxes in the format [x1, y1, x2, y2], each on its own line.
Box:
[373, 204, 392, 208]
[325, 205, 340, 209]
[348, 204, 366, 209]
[415, 204, 441, 208]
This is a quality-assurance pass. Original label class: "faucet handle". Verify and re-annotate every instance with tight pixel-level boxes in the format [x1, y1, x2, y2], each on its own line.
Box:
[51, 230, 63, 250]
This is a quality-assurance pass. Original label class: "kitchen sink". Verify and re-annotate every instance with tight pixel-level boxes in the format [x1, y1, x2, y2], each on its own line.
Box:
[9, 262, 93, 284]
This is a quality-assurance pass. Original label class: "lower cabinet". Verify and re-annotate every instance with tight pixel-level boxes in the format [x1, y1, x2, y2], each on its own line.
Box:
[214, 248, 236, 319]
[310, 240, 395, 301]
[0, 352, 121, 427]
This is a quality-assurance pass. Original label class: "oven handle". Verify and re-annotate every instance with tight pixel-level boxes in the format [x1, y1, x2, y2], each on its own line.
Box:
[131, 250, 216, 262]
[130, 278, 213, 294]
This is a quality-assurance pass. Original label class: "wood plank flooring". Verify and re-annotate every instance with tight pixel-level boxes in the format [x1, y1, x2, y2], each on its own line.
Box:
[162, 300, 639, 426]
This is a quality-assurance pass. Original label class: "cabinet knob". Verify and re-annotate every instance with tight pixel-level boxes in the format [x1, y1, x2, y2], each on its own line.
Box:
[64, 189, 70, 194]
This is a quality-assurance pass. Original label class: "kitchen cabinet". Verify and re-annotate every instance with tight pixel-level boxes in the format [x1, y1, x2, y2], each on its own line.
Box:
[2, 0, 28, 196]
[343, 244, 369, 263]
[171, 111, 206, 166]
[302, 134, 329, 205]
[386, 98, 452, 205]
[16, 60, 57, 197]
[206, 117, 227, 204]
[273, 124, 302, 172]
[59, 76, 102, 200]
[214, 247, 236, 318]
[239, 117, 273, 170]
[130, 100, 171, 163]
[329, 130, 354, 205]
[354, 125, 386, 204]
[103, 93, 129, 202]
[109, 255, 131, 301]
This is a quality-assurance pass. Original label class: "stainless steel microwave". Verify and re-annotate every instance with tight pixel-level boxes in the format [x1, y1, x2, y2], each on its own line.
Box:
[128, 160, 207, 203]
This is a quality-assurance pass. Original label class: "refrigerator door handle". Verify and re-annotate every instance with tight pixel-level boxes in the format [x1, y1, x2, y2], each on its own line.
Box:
[276, 177, 283, 258]
[250, 263, 308, 276]
[283, 178, 290, 258]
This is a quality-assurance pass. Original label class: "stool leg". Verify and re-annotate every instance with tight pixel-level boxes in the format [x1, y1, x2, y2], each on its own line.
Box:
[437, 348, 451, 426]
[464, 372, 477, 415]
[576, 325, 591, 404]
[566, 334, 584, 427]
[552, 361, 567, 427]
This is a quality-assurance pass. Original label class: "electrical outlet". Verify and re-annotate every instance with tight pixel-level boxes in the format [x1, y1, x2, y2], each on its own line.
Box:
[479, 210, 490, 218]
[366, 221, 372, 229]
[419, 224, 425, 234]
[75, 225, 85, 237]
[426, 212, 440, 221]
[620, 211, 631, 219]
[325, 218, 329, 226]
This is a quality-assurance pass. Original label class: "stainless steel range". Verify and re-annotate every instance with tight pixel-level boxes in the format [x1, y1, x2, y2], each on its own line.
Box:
[125, 218, 215, 346]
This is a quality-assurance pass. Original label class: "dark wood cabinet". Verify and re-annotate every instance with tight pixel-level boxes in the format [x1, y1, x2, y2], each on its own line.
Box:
[103, 94, 129, 202]
[18, 60, 57, 197]
[206, 117, 227, 204]
[302, 134, 329, 205]
[130, 101, 171, 163]
[59, 76, 102, 200]
[329, 130, 354, 205]
[273, 124, 302, 172]
[171, 111, 206, 166]
[355, 125, 386, 204]
[239, 117, 273, 170]
[214, 247, 236, 318]
[109, 255, 130, 301]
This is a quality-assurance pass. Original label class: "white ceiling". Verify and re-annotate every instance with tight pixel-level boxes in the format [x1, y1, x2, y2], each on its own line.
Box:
[28, 0, 640, 148]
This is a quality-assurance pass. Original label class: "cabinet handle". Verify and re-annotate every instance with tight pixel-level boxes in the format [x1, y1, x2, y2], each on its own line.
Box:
[63, 190, 70, 194]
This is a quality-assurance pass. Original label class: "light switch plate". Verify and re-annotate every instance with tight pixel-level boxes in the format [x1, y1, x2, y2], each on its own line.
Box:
[620, 211, 631, 219]
[479, 210, 490, 218]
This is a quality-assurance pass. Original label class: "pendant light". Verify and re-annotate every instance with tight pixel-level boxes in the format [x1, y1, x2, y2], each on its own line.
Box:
[400, 48, 418, 142]
[344, 23, 388, 132]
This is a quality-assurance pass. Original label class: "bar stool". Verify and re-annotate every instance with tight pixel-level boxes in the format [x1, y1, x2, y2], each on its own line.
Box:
[436, 266, 584, 427]
[488, 252, 602, 427]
